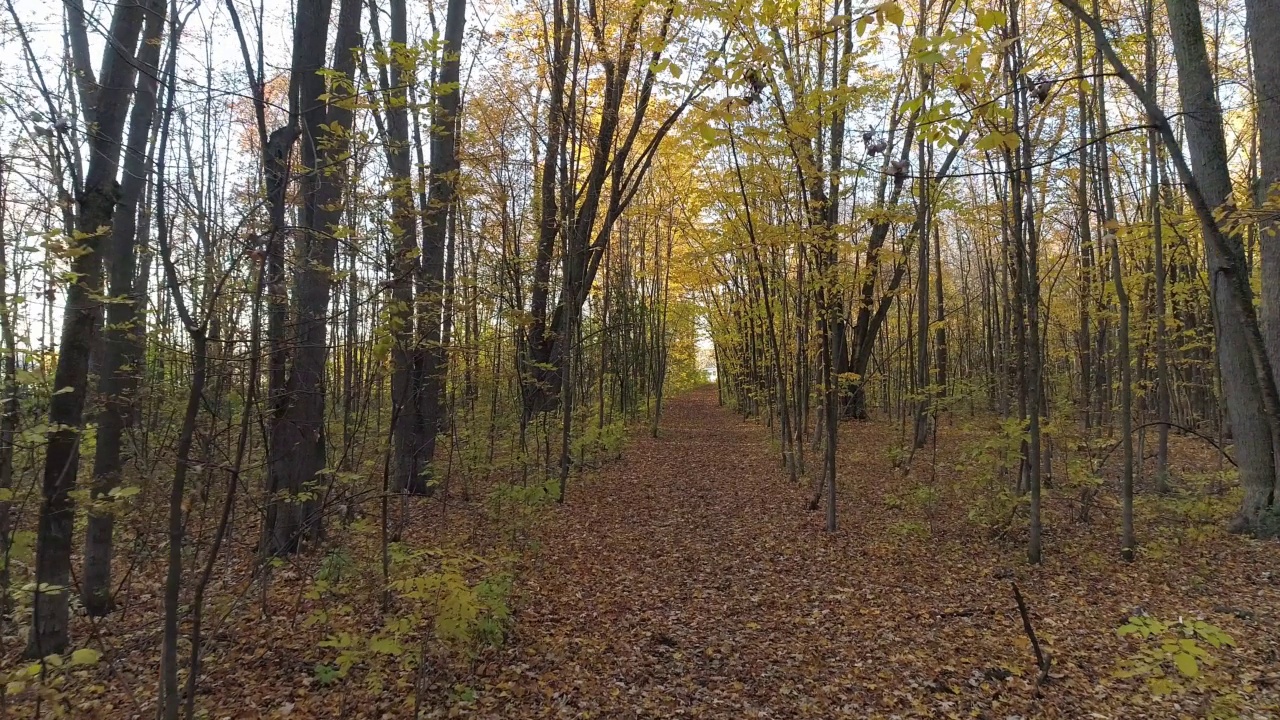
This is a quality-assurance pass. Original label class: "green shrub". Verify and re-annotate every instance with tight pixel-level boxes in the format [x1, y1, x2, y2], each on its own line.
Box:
[1114, 616, 1235, 697]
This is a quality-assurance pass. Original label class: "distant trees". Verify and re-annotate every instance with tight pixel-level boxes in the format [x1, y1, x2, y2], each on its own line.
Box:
[704, 0, 1280, 558]
[1, 0, 708, 692]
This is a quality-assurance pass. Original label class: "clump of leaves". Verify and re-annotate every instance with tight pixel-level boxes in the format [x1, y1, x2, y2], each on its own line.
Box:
[955, 416, 1027, 535]
[317, 547, 354, 582]
[1140, 472, 1237, 557]
[1114, 616, 1236, 697]
[4, 648, 102, 705]
[883, 483, 940, 536]
[885, 441, 909, 469]
[487, 477, 557, 547]
[887, 519, 929, 539]
[573, 418, 627, 466]
[312, 549, 515, 696]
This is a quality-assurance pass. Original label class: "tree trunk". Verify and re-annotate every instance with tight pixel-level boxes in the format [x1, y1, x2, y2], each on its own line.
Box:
[28, 0, 148, 658]
[373, 0, 430, 496]
[0, 162, 16, 621]
[416, 0, 468, 491]
[82, 0, 166, 617]
[1248, 0, 1280, 393]
[913, 138, 931, 451]
[1166, 0, 1278, 532]
[265, 0, 350, 555]
[1148, 0, 1171, 492]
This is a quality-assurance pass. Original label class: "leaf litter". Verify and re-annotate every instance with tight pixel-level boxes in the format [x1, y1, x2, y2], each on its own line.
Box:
[6, 387, 1279, 718]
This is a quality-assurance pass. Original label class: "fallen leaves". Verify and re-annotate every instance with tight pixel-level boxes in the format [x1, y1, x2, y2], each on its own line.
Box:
[459, 388, 1280, 718]
[5, 388, 1279, 717]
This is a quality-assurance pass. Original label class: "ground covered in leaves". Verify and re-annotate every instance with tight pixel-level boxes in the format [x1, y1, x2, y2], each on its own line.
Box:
[467, 388, 1280, 719]
[9, 387, 1280, 718]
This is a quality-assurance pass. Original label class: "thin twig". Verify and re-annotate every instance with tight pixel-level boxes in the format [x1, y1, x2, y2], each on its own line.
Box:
[1095, 421, 1236, 469]
[1011, 582, 1051, 693]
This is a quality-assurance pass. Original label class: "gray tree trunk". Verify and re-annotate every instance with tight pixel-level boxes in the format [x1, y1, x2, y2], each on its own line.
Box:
[1167, 0, 1277, 532]
[417, 0, 468, 492]
[1247, 0, 1280, 521]
[264, 0, 346, 554]
[82, 0, 166, 617]
[1248, 0, 1280, 379]
[27, 0, 148, 657]
[371, 0, 430, 496]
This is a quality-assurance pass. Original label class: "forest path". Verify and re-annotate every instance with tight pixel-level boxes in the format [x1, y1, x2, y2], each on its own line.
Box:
[469, 388, 1278, 719]
[473, 386, 1038, 719]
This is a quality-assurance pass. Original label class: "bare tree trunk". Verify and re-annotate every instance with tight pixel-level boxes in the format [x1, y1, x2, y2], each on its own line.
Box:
[1092, 23, 1135, 557]
[0, 161, 16, 622]
[1164, 0, 1278, 532]
[913, 137, 931, 451]
[417, 0, 468, 490]
[82, 0, 166, 617]
[1111, 232, 1135, 558]
[28, 0, 148, 658]
[264, 0, 345, 554]
[1248, 0, 1280, 394]
[1148, 0, 1171, 492]
[370, 0, 429, 496]
[154, 14, 197, 714]
[1075, 18, 1094, 434]
[1005, 0, 1042, 562]
[933, 226, 947, 399]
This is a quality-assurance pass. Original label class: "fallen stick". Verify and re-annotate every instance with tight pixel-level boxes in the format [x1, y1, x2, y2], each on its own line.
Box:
[1011, 582, 1052, 693]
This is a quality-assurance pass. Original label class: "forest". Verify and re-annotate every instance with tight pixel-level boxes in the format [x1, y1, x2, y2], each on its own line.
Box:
[0, 0, 1277, 715]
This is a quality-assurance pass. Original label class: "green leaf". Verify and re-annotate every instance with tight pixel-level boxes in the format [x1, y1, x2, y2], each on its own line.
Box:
[1173, 651, 1199, 678]
[881, 1, 905, 25]
[70, 648, 102, 665]
[368, 637, 404, 655]
[975, 9, 1006, 31]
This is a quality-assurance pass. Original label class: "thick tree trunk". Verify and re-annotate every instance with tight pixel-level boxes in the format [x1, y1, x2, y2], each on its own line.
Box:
[522, 0, 568, 419]
[375, 0, 430, 495]
[264, 0, 348, 554]
[1248, 0, 1280, 519]
[82, 0, 166, 617]
[416, 0, 468, 491]
[1248, 0, 1280, 392]
[28, 0, 148, 658]
[1166, 0, 1277, 533]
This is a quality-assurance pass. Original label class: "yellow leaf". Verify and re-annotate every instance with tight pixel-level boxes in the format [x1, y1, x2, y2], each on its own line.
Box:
[881, 1, 904, 25]
[70, 648, 101, 665]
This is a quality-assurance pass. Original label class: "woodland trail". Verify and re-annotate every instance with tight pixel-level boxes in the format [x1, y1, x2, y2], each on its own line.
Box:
[466, 387, 1280, 719]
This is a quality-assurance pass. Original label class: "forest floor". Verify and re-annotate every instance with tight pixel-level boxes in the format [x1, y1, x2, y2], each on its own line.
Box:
[460, 387, 1280, 719]
[12, 387, 1280, 718]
